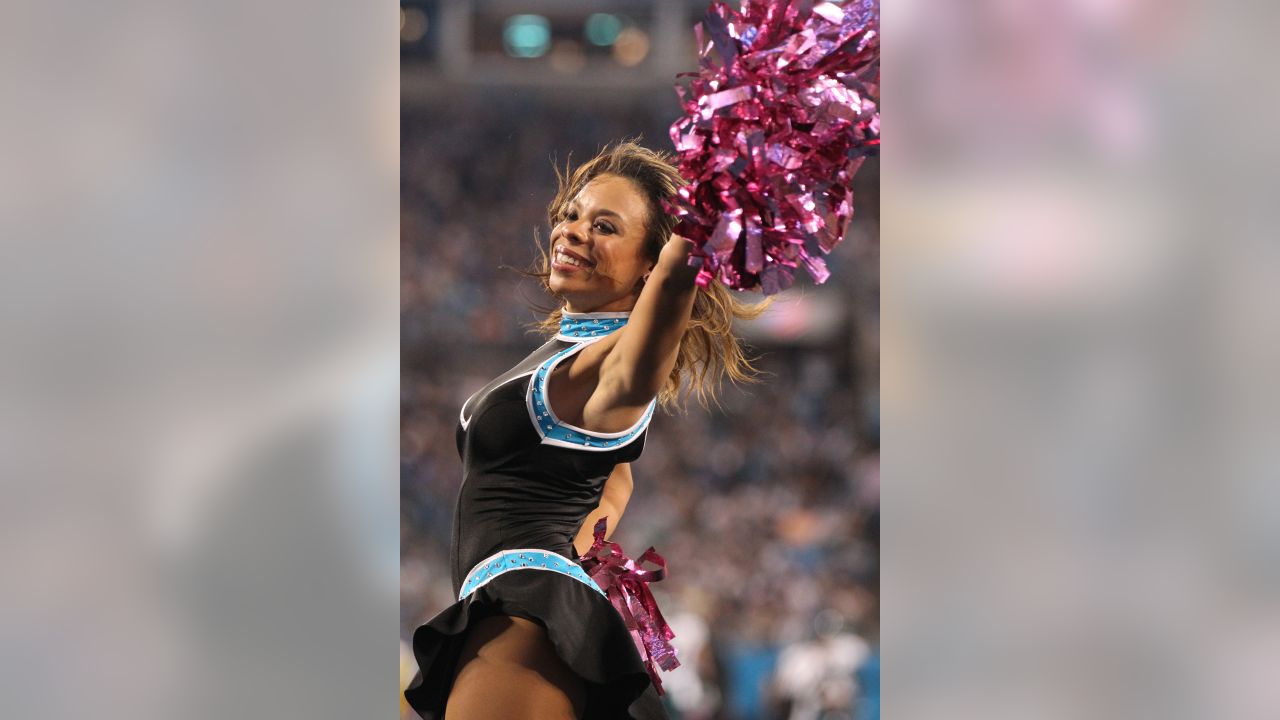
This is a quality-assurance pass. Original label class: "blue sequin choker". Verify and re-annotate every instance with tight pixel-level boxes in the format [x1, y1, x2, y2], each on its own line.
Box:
[558, 310, 630, 339]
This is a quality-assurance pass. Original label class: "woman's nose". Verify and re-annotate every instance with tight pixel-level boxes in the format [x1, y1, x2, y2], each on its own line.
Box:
[561, 219, 589, 244]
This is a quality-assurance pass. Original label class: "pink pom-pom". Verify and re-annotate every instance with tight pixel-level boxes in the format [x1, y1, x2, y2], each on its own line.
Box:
[578, 518, 680, 694]
[665, 0, 880, 294]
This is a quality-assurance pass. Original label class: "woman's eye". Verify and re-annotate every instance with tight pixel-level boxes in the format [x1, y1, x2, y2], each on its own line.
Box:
[560, 210, 611, 233]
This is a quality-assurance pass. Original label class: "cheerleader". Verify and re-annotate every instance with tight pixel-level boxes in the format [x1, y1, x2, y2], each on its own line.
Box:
[405, 141, 765, 719]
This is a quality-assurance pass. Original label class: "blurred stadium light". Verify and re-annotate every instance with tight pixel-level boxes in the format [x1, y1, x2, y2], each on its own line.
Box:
[400, 8, 429, 44]
[737, 290, 849, 346]
[399, 1, 440, 62]
[401, 0, 704, 97]
[583, 12, 623, 46]
[611, 25, 650, 66]
[502, 14, 551, 57]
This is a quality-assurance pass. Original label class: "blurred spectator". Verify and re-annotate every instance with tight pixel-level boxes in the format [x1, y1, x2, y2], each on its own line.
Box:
[770, 610, 869, 720]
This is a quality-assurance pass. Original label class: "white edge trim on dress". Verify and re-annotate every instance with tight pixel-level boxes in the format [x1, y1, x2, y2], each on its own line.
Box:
[525, 337, 654, 451]
[459, 370, 536, 431]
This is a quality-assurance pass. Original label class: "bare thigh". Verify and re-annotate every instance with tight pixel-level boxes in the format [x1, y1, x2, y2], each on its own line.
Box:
[445, 615, 586, 720]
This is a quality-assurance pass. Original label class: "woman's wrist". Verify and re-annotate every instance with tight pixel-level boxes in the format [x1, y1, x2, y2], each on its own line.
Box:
[658, 234, 702, 284]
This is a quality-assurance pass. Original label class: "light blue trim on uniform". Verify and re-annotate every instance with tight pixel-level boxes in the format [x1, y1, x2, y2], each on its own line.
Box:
[556, 311, 630, 340]
[458, 548, 605, 601]
[527, 340, 656, 451]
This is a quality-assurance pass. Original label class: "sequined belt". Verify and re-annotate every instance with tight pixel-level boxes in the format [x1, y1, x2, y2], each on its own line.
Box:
[458, 548, 606, 601]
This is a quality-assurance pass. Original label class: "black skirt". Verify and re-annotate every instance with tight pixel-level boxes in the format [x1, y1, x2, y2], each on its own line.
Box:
[404, 569, 669, 719]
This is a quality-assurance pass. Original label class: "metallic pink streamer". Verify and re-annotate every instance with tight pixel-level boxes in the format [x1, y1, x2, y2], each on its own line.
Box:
[577, 518, 680, 695]
[665, 0, 880, 294]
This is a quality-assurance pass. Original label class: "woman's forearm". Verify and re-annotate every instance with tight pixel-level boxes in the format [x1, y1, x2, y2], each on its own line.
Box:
[573, 463, 634, 556]
[599, 236, 700, 404]
[573, 500, 622, 557]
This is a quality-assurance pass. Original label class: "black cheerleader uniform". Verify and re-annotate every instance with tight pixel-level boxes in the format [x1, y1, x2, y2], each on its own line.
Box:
[405, 311, 669, 719]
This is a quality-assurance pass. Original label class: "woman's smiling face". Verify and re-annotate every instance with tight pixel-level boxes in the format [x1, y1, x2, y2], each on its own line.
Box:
[548, 173, 656, 313]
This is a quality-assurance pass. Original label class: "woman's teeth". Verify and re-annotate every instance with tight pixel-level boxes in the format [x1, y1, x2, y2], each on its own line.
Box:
[556, 250, 589, 268]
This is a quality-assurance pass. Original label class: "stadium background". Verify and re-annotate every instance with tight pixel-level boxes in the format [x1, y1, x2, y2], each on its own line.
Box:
[400, 2, 880, 718]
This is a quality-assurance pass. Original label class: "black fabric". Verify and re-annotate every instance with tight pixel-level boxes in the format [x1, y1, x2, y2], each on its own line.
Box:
[406, 337, 668, 719]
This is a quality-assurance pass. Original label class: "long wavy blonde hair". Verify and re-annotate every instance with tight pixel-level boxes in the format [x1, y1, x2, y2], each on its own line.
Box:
[528, 139, 770, 410]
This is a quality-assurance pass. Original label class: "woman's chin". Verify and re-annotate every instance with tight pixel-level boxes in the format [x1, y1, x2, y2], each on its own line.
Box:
[548, 277, 574, 296]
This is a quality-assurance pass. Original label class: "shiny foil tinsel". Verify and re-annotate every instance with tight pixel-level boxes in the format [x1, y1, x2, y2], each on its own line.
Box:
[577, 518, 680, 695]
[665, 0, 880, 294]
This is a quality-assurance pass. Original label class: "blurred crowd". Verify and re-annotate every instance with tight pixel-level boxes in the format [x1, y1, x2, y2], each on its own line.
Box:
[402, 90, 879, 720]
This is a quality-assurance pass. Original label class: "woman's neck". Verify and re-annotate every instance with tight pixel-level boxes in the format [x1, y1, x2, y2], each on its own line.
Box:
[562, 296, 637, 314]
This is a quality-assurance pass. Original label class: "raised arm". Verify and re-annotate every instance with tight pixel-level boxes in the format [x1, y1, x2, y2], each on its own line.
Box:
[573, 462, 635, 556]
[586, 236, 701, 421]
